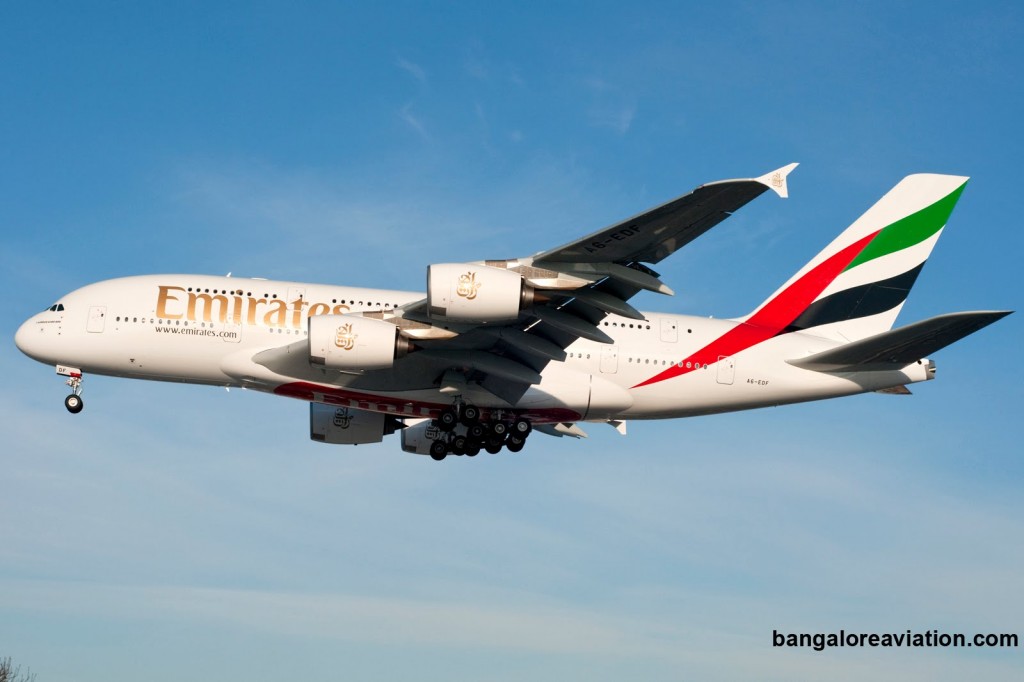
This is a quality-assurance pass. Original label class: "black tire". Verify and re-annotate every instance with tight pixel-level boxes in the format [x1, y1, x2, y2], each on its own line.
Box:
[461, 404, 480, 425]
[465, 444, 480, 457]
[485, 441, 503, 455]
[468, 423, 487, 439]
[491, 421, 508, 437]
[438, 408, 458, 431]
[512, 418, 531, 437]
[452, 435, 468, 455]
[429, 441, 448, 460]
[507, 437, 525, 453]
[64, 394, 83, 414]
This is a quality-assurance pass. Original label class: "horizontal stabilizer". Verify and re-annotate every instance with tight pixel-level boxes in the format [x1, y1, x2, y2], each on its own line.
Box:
[788, 310, 1012, 372]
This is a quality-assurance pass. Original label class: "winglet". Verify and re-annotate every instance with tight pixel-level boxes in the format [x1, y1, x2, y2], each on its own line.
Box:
[756, 162, 799, 199]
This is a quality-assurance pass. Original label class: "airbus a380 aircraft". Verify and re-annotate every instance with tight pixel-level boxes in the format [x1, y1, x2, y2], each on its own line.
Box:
[15, 165, 1010, 460]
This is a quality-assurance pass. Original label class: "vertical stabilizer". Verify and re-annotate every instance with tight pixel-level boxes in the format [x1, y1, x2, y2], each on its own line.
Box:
[742, 173, 969, 341]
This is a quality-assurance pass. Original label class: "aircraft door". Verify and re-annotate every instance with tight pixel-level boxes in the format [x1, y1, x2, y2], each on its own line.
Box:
[87, 306, 106, 333]
[660, 317, 678, 343]
[600, 346, 619, 374]
[716, 355, 735, 385]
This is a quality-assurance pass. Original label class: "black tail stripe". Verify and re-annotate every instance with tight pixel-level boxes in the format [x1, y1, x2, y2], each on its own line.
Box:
[781, 263, 925, 334]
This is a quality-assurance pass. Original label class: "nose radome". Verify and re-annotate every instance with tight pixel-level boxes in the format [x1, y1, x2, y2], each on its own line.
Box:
[15, 315, 42, 358]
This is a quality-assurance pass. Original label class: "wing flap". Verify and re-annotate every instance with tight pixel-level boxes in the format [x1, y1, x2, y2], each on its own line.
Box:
[788, 310, 1012, 372]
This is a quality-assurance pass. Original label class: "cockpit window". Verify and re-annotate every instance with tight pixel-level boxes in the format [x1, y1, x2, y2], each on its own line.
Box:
[58, 304, 64, 311]
[44, 304, 65, 312]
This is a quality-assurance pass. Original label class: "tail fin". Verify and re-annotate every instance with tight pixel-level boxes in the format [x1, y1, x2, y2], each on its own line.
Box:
[743, 173, 969, 341]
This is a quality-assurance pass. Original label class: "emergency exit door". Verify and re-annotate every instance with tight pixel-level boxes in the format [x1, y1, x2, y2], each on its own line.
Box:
[87, 306, 106, 333]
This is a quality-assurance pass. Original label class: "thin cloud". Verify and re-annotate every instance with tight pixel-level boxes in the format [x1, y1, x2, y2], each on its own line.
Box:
[589, 102, 637, 134]
[395, 56, 427, 88]
[399, 102, 430, 140]
[1, 580, 688, 659]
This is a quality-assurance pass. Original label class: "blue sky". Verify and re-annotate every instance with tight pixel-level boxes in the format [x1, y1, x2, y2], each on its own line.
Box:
[2, 2, 1022, 680]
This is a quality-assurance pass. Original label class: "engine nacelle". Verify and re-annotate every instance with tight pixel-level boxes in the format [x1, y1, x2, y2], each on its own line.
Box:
[400, 418, 440, 455]
[309, 314, 411, 371]
[309, 404, 404, 445]
[427, 263, 533, 323]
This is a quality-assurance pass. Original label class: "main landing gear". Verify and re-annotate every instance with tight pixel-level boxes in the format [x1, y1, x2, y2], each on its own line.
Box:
[60, 367, 85, 414]
[427, 402, 531, 461]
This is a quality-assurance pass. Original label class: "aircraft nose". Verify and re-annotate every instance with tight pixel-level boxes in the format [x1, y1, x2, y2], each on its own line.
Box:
[15, 315, 42, 358]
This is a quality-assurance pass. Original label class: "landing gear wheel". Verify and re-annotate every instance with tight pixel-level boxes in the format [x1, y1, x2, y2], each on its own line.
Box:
[465, 444, 480, 457]
[512, 418, 532, 437]
[491, 421, 508, 437]
[507, 436, 525, 453]
[438, 408, 459, 431]
[485, 441, 503, 455]
[64, 394, 84, 414]
[452, 435, 468, 455]
[461, 404, 480, 425]
[429, 441, 448, 461]
[468, 423, 487, 440]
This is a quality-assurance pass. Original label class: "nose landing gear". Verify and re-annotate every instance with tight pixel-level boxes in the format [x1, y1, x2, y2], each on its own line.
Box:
[58, 366, 85, 414]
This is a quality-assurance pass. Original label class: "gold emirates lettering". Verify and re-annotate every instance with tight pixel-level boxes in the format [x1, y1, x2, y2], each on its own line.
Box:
[156, 285, 350, 328]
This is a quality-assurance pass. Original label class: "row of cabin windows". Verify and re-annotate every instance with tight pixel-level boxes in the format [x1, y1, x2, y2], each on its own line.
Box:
[183, 286, 399, 309]
[114, 315, 309, 334]
[600, 321, 695, 334]
[566, 351, 709, 369]
[602, 321, 651, 329]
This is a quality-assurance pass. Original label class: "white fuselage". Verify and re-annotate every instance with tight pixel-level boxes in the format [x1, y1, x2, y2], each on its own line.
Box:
[15, 275, 932, 424]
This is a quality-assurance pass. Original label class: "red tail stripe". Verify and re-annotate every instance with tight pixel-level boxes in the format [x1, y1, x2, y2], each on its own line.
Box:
[632, 231, 878, 389]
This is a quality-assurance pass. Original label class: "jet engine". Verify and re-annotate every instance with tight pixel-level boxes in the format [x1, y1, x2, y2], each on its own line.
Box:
[309, 403, 404, 445]
[308, 314, 412, 371]
[399, 418, 438, 455]
[427, 263, 534, 323]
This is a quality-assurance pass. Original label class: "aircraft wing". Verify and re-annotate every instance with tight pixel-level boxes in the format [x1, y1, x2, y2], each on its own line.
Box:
[263, 165, 798, 407]
[532, 162, 798, 266]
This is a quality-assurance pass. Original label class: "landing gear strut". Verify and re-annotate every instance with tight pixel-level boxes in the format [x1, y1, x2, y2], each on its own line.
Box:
[62, 369, 84, 414]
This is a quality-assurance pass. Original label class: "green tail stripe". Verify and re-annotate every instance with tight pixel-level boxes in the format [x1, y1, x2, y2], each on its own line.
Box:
[843, 182, 967, 272]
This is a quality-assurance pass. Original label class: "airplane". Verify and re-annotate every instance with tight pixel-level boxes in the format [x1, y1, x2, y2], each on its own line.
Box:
[14, 164, 1011, 460]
